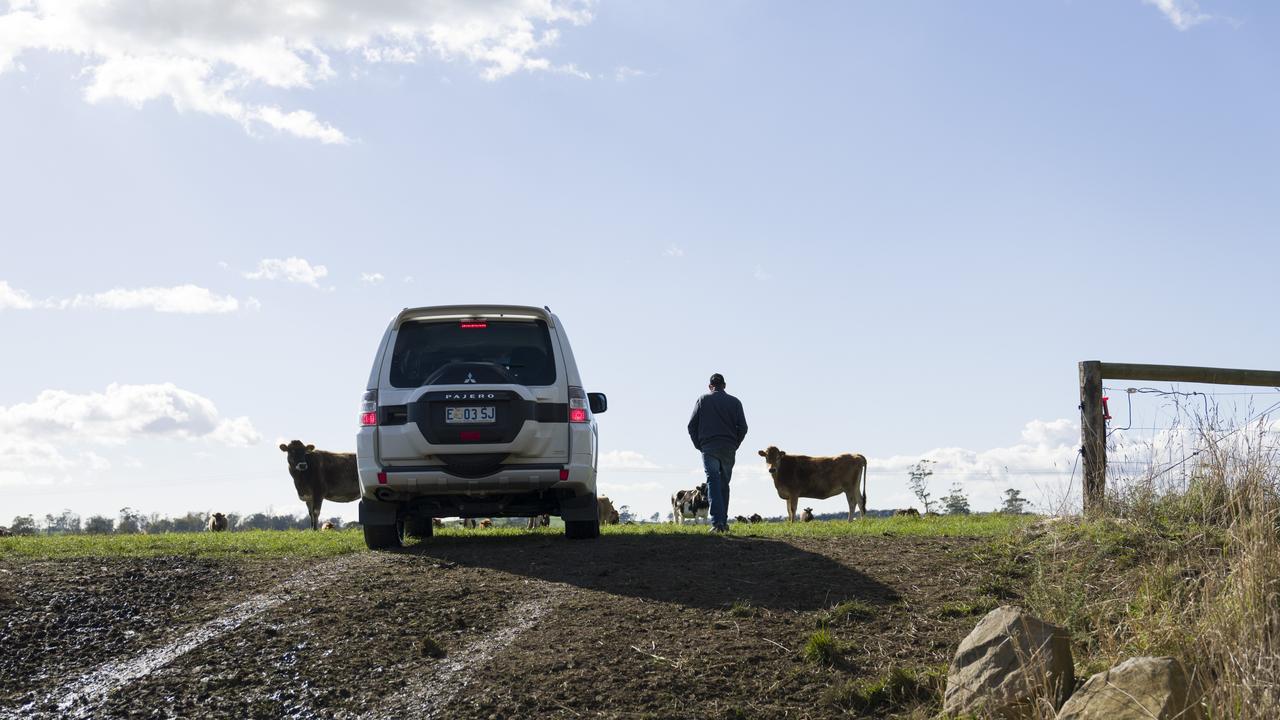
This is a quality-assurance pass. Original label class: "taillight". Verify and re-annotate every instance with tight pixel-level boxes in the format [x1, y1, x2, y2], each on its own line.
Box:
[360, 390, 377, 426]
[568, 386, 588, 423]
[460, 321, 487, 329]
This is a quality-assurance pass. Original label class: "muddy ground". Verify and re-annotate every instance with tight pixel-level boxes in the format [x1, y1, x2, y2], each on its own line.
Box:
[0, 532, 1007, 719]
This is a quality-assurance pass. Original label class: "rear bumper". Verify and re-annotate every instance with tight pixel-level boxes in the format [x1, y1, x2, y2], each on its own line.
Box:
[357, 462, 596, 499]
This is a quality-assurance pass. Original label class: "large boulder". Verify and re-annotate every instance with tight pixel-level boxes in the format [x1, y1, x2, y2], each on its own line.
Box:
[1056, 656, 1202, 720]
[944, 605, 1074, 718]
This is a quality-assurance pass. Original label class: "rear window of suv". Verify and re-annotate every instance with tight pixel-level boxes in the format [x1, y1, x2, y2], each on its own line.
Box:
[389, 319, 557, 388]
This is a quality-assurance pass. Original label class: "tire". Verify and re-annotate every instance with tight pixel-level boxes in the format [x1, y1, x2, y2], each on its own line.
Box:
[406, 516, 434, 539]
[564, 516, 600, 540]
[364, 521, 404, 550]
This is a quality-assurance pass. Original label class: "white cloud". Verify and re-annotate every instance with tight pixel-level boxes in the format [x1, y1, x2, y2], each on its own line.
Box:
[0, 383, 260, 447]
[0, 0, 595, 142]
[2, 280, 249, 314]
[0, 383, 257, 486]
[360, 272, 385, 285]
[1144, 0, 1210, 30]
[614, 66, 650, 82]
[245, 257, 329, 288]
[753, 265, 773, 281]
[0, 280, 36, 309]
[209, 417, 262, 448]
[67, 284, 243, 314]
[662, 244, 685, 258]
[600, 450, 660, 470]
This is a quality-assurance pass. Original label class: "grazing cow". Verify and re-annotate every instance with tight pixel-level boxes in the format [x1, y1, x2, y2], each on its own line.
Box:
[206, 512, 228, 532]
[321, 521, 336, 531]
[758, 446, 868, 522]
[479, 519, 493, 529]
[598, 496, 620, 525]
[801, 508, 814, 523]
[280, 440, 361, 531]
[526, 514, 551, 529]
[893, 508, 921, 518]
[432, 518, 444, 528]
[0, 527, 12, 537]
[734, 515, 750, 524]
[748, 513, 764, 524]
[671, 484, 710, 525]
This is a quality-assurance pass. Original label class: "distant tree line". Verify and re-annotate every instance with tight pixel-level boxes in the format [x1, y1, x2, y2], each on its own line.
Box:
[3, 507, 346, 535]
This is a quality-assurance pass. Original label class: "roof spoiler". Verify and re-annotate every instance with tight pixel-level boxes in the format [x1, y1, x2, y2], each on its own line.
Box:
[394, 304, 555, 328]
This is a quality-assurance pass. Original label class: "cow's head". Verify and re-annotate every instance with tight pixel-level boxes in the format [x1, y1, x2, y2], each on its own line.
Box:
[758, 446, 785, 470]
[696, 482, 707, 498]
[279, 440, 315, 473]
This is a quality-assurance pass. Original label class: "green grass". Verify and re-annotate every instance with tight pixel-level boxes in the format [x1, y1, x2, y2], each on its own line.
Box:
[820, 599, 877, 625]
[602, 513, 1031, 538]
[0, 529, 368, 558]
[801, 628, 843, 665]
[935, 596, 999, 619]
[0, 514, 1031, 559]
[822, 665, 946, 713]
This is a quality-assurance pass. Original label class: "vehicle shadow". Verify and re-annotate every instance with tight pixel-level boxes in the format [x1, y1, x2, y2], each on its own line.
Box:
[395, 533, 898, 612]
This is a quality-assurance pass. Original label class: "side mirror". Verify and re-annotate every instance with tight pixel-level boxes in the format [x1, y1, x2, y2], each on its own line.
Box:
[588, 392, 608, 414]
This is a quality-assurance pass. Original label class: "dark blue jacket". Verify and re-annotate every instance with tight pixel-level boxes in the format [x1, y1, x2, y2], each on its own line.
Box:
[688, 389, 748, 455]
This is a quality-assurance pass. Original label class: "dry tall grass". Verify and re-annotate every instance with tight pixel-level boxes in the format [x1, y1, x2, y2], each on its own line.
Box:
[1012, 418, 1279, 718]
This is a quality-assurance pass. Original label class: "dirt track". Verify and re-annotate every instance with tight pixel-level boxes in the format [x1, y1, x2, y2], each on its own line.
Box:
[0, 532, 1001, 719]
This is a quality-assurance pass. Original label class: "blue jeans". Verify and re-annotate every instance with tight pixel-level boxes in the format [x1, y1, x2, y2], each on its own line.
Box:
[701, 450, 735, 528]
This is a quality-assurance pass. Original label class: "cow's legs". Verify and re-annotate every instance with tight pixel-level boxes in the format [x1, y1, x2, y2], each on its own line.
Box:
[309, 491, 322, 531]
[786, 496, 798, 522]
[846, 491, 856, 521]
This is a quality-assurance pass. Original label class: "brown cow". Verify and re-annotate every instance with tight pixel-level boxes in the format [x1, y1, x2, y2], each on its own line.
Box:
[893, 508, 920, 518]
[479, 519, 493, 529]
[206, 512, 228, 532]
[280, 440, 361, 531]
[598, 496, 620, 525]
[320, 521, 336, 531]
[801, 507, 814, 523]
[758, 446, 867, 522]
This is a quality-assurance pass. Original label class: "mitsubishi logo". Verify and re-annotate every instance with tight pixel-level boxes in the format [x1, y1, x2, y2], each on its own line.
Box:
[463, 372, 477, 384]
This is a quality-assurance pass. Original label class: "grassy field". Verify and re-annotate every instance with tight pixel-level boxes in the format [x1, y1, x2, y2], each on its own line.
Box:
[0, 513, 1030, 558]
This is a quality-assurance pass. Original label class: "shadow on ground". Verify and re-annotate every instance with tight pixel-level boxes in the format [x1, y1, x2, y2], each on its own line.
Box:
[394, 533, 899, 612]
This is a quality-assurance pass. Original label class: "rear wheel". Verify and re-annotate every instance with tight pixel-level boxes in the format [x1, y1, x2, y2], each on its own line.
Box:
[565, 515, 600, 540]
[406, 516, 434, 539]
[363, 520, 404, 550]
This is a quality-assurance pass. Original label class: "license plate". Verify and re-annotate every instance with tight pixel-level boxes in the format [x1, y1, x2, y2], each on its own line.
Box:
[445, 406, 496, 424]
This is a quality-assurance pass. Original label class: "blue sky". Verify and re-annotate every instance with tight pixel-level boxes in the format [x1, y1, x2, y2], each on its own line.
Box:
[2, 0, 1277, 524]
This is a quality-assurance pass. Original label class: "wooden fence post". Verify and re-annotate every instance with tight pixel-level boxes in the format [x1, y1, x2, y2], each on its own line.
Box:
[1079, 361, 1106, 513]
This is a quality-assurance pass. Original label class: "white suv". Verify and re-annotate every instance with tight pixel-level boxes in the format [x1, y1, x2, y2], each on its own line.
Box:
[355, 304, 607, 549]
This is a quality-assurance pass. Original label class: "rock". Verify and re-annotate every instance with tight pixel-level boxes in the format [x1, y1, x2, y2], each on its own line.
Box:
[1056, 656, 1202, 720]
[944, 605, 1074, 718]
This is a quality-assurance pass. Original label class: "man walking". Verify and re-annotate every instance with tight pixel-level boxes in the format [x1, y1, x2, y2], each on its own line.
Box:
[687, 373, 748, 533]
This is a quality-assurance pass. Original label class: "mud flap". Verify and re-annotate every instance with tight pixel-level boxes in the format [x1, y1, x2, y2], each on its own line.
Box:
[359, 498, 399, 526]
[558, 492, 596, 522]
